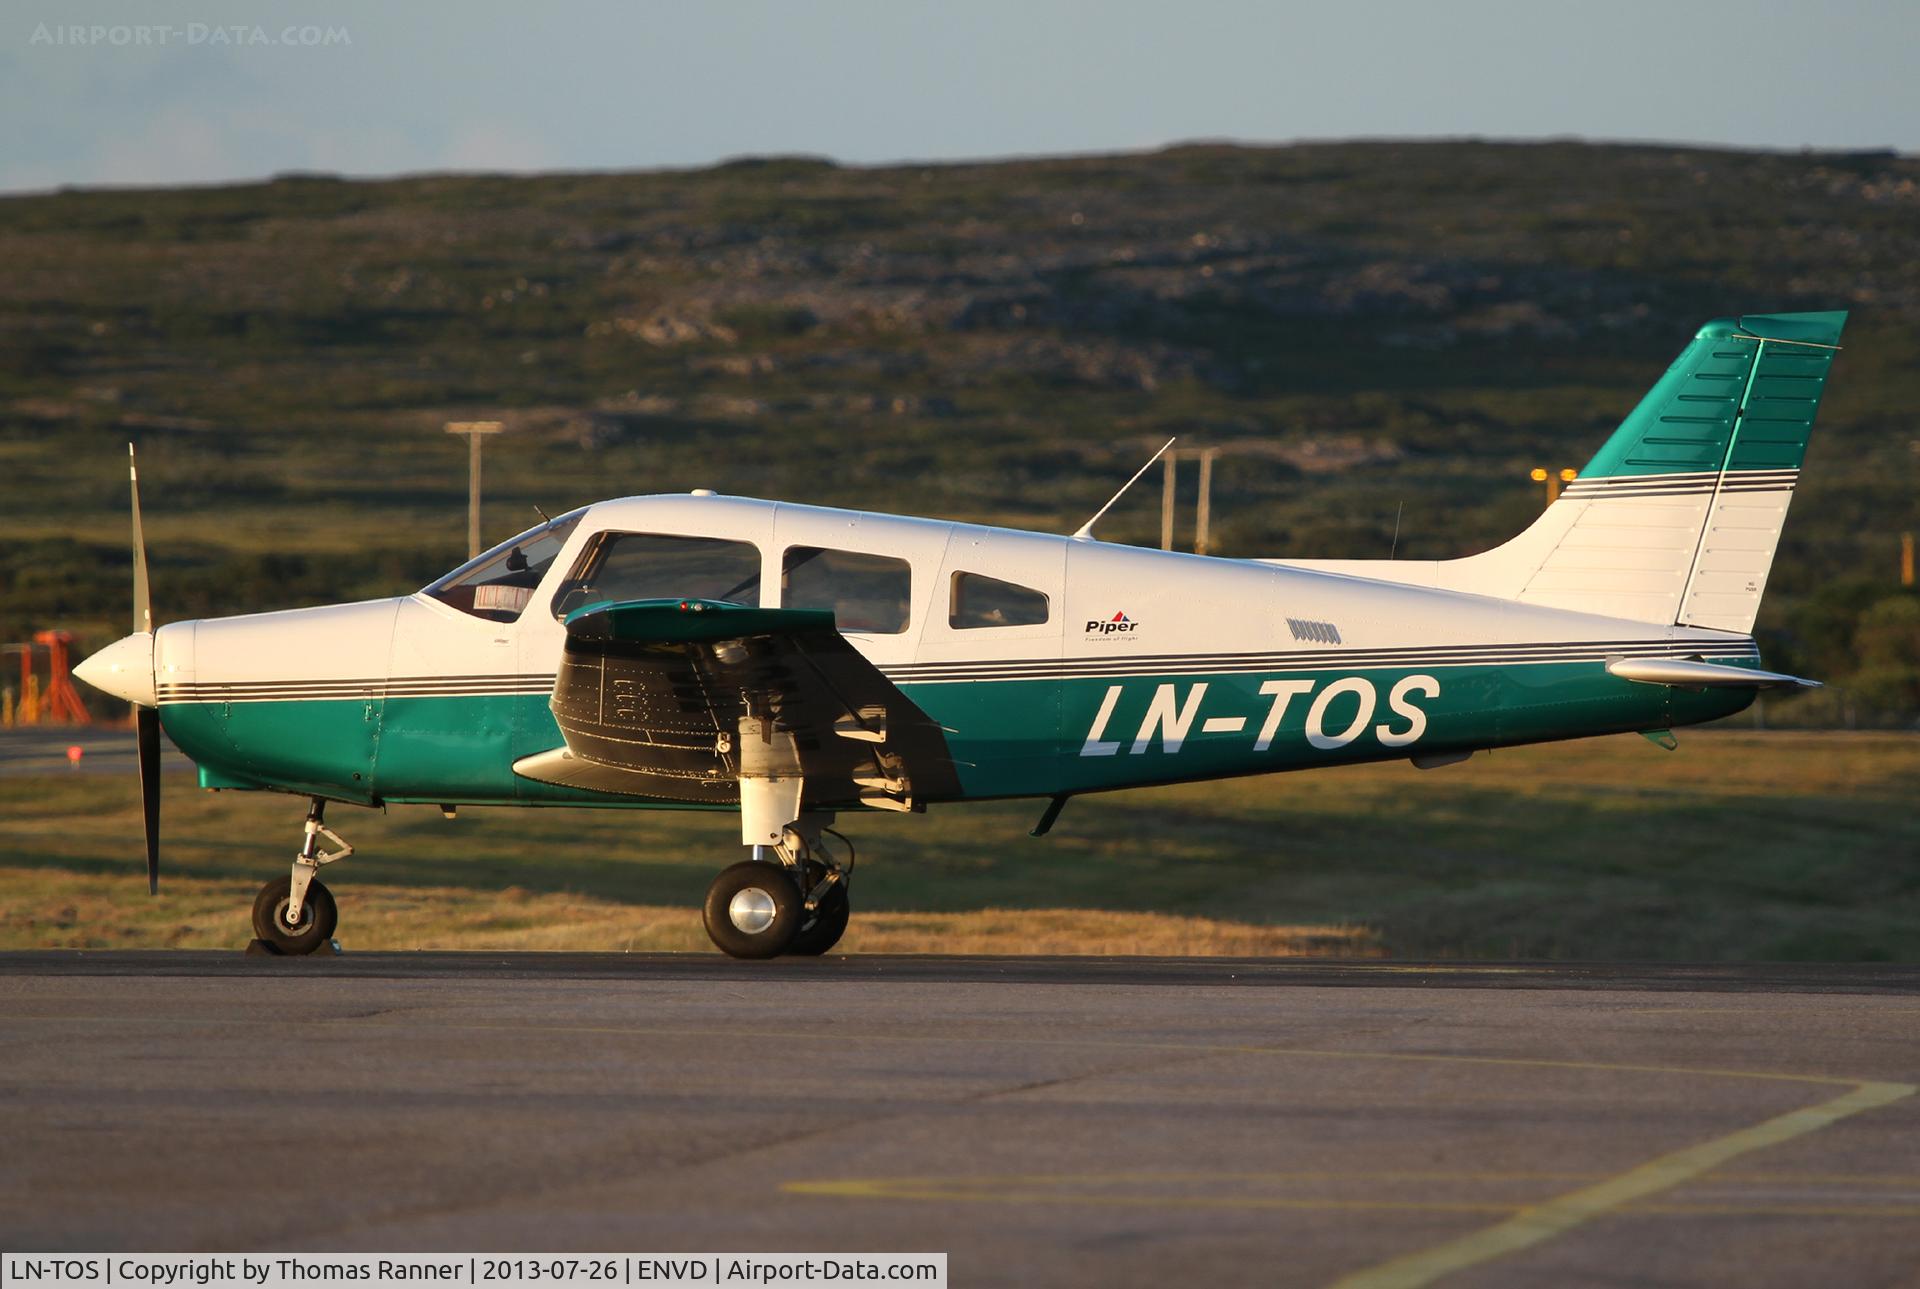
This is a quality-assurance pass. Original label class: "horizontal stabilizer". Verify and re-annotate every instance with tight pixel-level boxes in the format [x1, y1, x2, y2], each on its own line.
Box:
[1605, 657, 1820, 691]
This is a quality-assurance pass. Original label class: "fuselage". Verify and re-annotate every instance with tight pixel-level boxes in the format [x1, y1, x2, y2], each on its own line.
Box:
[147, 492, 1760, 809]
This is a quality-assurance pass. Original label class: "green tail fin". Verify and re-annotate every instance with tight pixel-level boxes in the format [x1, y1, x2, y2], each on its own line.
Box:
[1576, 311, 1846, 481]
[1274, 313, 1846, 634]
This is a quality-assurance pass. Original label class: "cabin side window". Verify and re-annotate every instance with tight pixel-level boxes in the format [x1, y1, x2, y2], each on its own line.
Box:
[422, 510, 587, 623]
[782, 546, 911, 634]
[549, 532, 763, 619]
[949, 571, 1050, 629]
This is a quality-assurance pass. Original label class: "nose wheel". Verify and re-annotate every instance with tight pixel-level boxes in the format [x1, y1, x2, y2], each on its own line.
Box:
[252, 875, 338, 954]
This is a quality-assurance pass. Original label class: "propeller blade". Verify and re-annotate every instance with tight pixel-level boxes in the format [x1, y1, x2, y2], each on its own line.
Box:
[131, 443, 158, 894]
[130, 443, 152, 636]
[136, 705, 161, 894]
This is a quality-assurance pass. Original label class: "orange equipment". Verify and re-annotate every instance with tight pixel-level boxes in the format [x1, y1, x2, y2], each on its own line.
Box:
[34, 631, 92, 725]
[2, 634, 93, 726]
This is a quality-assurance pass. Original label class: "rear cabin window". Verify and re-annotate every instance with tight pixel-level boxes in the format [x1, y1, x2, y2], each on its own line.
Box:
[783, 546, 911, 633]
[949, 571, 1050, 628]
[549, 532, 762, 619]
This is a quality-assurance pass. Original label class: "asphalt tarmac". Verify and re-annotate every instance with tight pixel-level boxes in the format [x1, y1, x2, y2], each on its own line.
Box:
[2, 954, 1917, 1288]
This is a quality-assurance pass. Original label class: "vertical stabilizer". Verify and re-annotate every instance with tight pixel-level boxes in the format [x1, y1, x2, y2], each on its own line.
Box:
[1276, 312, 1845, 632]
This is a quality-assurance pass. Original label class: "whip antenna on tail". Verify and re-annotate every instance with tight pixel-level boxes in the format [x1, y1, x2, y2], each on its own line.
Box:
[1072, 437, 1176, 541]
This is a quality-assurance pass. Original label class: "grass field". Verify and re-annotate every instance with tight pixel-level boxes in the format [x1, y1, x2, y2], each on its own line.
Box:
[2, 731, 1915, 960]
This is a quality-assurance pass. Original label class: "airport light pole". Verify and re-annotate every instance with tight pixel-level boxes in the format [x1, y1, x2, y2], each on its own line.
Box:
[1194, 447, 1218, 555]
[1159, 447, 1222, 553]
[446, 421, 504, 559]
[1160, 452, 1178, 551]
[1530, 466, 1577, 508]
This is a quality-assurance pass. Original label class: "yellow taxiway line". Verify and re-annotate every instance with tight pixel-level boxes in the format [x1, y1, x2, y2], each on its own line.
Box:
[1330, 1079, 1913, 1288]
[784, 1166, 1920, 1220]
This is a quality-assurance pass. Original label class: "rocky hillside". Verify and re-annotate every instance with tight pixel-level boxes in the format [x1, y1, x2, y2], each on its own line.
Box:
[2, 141, 1917, 712]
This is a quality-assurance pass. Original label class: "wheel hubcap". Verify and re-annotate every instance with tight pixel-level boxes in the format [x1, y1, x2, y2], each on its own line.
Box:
[728, 887, 777, 934]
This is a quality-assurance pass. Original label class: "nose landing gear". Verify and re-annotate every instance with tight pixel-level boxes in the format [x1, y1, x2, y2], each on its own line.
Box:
[250, 798, 351, 956]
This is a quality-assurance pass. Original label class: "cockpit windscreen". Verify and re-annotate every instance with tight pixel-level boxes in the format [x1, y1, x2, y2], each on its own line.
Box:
[422, 509, 587, 622]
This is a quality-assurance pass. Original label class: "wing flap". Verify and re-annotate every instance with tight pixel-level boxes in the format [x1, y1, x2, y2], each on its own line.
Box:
[514, 598, 958, 808]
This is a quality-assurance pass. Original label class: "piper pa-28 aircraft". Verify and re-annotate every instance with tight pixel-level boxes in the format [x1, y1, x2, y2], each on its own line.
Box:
[76, 311, 1843, 957]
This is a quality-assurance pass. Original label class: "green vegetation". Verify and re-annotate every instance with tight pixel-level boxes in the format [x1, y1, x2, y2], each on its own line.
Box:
[3, 732, 1916, 960]
[2, 141, 1917, 720]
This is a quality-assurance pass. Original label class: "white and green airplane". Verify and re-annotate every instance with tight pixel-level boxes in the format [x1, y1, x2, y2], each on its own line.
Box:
[75, 311, 1842, 958]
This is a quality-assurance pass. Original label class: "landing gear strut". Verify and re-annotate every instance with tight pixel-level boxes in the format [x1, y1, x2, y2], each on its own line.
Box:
[251, 798, 351, 955]
[788, 852, 852, 957]
[702, 817, 853, 959]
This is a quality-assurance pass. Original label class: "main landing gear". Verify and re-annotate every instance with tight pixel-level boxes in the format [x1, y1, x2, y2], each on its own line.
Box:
[702, 819, 853, 960]
[243, 796, 855, 960]
[250, 798, 351, 955]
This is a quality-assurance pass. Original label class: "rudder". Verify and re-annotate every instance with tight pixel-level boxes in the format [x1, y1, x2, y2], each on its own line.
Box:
[1551, 311, 1844, 630]
[1673, 312, 1843, 630]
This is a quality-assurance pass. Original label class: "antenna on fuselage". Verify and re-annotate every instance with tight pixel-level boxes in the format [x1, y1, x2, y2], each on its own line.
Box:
[1071, 437, 1176, 541]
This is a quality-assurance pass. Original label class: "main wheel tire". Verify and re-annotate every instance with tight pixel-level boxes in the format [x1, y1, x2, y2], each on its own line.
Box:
[251, 876, 337, 956]
[703, 861, 802, 959]
[787, 863, 850, 956]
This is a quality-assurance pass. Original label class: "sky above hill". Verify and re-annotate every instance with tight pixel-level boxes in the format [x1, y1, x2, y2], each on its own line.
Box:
[4, 0, 1915, 191]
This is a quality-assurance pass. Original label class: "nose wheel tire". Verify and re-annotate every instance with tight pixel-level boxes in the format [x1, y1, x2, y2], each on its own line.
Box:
[703, 861, 802, 959]
[251, 875, 337, 956]
[787, 862, 851, 956]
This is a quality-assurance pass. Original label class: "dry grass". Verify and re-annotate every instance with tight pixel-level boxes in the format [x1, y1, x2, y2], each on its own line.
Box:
[840, 909, 1378, 956]
[0, 868, 695, 952]
[2, 731, 1916, 959]
[0, 867, 1377, 956]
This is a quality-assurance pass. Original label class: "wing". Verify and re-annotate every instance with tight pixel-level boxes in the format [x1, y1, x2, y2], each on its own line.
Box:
[511, 598, 960, 810]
